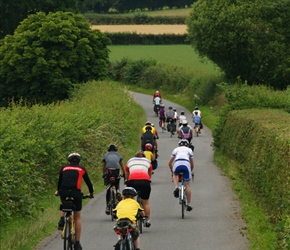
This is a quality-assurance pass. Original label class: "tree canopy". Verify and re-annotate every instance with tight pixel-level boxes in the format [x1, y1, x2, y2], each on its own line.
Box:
[0, 11, 110, 106]
[187, 0, 290, 90]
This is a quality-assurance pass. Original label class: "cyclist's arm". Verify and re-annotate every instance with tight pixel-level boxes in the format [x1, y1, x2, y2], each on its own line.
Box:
[83, 172, 94, 195]
[190, 158, 194, 171]
[125, 166, 130, 180]
[119, 160, 125, 176]
[101, 161, 106, 174]
[168, 156, 174, 172]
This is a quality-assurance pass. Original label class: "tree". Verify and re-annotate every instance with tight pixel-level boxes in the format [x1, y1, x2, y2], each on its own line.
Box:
[187, 0, 290, 90]
[0, 11, 110, 106]
[0, 0, 78, 39]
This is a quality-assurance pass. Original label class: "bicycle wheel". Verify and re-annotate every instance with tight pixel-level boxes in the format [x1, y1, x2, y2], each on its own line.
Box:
[136, 196, 143, 234]
[110, 187, 116, 221]
[180, 186, 186, 219]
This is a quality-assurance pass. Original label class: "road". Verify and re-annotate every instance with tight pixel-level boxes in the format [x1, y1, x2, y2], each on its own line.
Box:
[36, 92, 249, 250]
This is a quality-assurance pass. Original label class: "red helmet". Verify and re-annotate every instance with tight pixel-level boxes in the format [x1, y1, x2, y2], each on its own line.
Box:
[145, 143, 153, 150]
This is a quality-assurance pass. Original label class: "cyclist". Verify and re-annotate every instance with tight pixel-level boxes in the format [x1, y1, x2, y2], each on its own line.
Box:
[178, 120, 193, 143]
[178, 111, 187, 127]
[168, 139, 194, 211]
[141, 121, 159, 139]
[173, 108, 178, 123]
[165, 106, 175, 132]
[158, 104, 166, 130]
[113, 187, 145, 250]
[141, 125, 158, 154]
[153, 90, 162, 103]
[55, 152, 94, 250]
[191, 106, 203, 131]
[125, 151, 152, 227]
[193, 111, 202, 133]
[144, 143, 158, 171]
[102, 144, 125, 215]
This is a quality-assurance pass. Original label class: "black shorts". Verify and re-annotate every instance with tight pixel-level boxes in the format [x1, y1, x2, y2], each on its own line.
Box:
[59, 189, 83, 211]
[126, 180, 151, 200]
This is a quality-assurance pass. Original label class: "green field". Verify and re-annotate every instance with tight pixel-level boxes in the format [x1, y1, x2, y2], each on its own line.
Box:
[109, 45, 220, 74]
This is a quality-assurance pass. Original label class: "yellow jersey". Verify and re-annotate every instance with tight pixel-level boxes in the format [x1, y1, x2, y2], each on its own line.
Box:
[114, 198, 143, 224]
[144, 150, 153, 162]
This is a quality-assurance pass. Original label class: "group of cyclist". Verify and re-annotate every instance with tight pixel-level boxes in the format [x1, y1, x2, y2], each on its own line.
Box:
[54, 90, 202, 250]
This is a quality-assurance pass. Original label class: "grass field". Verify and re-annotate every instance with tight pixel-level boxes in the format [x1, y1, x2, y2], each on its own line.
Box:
[109, 45, 220, 74]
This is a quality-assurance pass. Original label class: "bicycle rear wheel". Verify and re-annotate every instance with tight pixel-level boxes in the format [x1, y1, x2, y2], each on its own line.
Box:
[136, 196, 143, 234]
[110, 188, 116, 221]
[180, 186, 186, 219]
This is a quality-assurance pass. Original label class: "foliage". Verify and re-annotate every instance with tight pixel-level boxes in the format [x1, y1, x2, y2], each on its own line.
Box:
[213, 83, 290, 149]
[110, 58, 222, 105]
[85, 14, 186, 24]
[0, 11, 110, 106]
[187, 0, 290, 90]
[218, 109, 290, 248]
[0, 80, 145, 228]
[106, 32, 188, 45]
[0, 0, 78, 39]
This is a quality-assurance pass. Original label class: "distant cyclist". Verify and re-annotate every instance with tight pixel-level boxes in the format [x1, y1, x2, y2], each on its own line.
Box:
[141, 125, 158, 154]
[193, 111, 202, 133]
[168, 139, 194, 211]
[125, 151, 152, 227]
[153, 90, 162, 103]
[178, 120, 193, 143]
[55, 152, 94, 250]
[113, 187, 144, 250]
[178, 111, 187, 127]
[141, 121, 159, 139]
[158, 104, 166, 130]
[102, 144, 125, 215]
[144, 143, 158, 171]
[191, 106, 203, 131]
[165, 106, 175, 132]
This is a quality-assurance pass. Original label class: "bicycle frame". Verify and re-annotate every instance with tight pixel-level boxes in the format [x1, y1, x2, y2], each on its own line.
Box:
[136, 191, 145, 234]
[107, 175, 119, 221]
[61, 199, 75, 250]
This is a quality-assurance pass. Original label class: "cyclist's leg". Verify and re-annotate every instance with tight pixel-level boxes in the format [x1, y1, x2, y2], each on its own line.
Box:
[73, 191, 83, 244]
[139, 181, 151, 226]
[182, 166, 192, 206]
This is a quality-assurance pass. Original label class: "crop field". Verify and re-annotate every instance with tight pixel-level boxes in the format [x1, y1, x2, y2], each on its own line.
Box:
[109, 45, 220, 74]
[92, 24, 187, 34]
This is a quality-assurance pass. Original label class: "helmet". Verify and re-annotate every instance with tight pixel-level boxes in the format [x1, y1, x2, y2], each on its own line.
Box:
[179, 139, 189, 146]
[135, 150, 146, 157]
[173, 108, 176, 111]
[195, 106, 199, 110]
[169, 106, 172, 109]
[108, 144, 118, 152]
[145, 121, 151, 125]
[68, 152, 81, 162]
[180, 111, 185, 115]
[182, 120, 188, 125]
[145, 125, 152, 131]
[160, 104, 165, 108]
[151, 123, 154, 127]
[145, 143, 153, 151]
[122, 187, 137, 197]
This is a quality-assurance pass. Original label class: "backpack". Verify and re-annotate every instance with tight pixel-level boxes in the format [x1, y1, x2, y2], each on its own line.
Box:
[181, 126, 190, 139]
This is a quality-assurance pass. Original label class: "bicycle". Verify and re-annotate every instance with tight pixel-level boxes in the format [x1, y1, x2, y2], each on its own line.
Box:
[113, 218, 136, 250]
[59, 194, 91, 250]
[105, 173, 122, 221]
[178, 172, 187, 219]
[194, 124, 200, 137]
[136, 191, 146, 234]
[153, 104, 160, 117]
[167, 118, 175, 137]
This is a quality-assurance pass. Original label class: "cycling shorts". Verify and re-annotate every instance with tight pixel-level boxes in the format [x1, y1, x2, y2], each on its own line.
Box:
[126, 180, 151, 200]
[173, 160, 191, 181]
[59, 189, 83, 211]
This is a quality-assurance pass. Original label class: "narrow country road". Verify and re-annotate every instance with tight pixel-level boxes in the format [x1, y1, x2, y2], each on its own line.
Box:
[36, 92, 249, 250]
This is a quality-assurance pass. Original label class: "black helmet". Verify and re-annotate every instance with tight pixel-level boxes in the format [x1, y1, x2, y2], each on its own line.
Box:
[173, 108, 176, 111]
[180, 111, 185, 115]
[178, 139, 189, 146]
[68, 152, 81, 162]
[195, 106, 199, 110]
[122, 187, 137, 197]
[169, 106, 172, 109]
[108, 144, 118, 152]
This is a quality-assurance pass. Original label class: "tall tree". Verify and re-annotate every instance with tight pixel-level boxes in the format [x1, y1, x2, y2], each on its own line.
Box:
[0, 0, 78, 39]
[0, 11, 110, 106]
[187, 0, 290, 90]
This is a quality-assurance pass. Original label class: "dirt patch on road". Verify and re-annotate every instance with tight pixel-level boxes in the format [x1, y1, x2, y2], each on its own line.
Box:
[91, 25, 187, 34]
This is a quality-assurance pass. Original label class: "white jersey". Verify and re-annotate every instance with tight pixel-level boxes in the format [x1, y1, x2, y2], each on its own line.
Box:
[171, 146, 193, 172]
[154, 97, 161, 105]
[179, 115, 187, 124]
[192, 110, 201, 117]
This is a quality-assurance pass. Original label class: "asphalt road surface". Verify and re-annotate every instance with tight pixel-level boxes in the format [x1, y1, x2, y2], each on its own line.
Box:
[36, 92, 249, 250]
